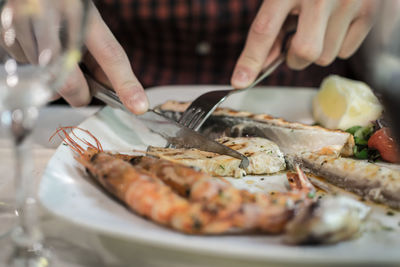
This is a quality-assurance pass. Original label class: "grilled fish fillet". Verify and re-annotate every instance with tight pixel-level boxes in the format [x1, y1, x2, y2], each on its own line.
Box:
[148, 137, 286, 178]
[158, 101, 400, 209]
[289, 152, 400, 209]
[158, 100, 354, 156]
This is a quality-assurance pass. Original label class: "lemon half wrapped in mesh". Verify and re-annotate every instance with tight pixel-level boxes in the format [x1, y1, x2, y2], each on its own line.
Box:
[313, 75, 383, 130]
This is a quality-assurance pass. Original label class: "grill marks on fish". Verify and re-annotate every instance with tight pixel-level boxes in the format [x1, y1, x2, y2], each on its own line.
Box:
[290, 153, 400, 209]
[156, 100, 400, 209]
[157, 100, 354, 156]
[147, 137, 286, 178]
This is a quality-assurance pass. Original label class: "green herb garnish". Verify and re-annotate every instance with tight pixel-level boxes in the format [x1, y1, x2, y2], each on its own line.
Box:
[354, 147, 369, 159]
[354, 125, 374, 145]
[307, 191, 316, 199]
[346, 126, 362, 135]
[346, 125, 380, 161]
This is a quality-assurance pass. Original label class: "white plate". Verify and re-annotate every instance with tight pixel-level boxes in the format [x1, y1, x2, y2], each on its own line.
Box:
[39, 86, 400, 265]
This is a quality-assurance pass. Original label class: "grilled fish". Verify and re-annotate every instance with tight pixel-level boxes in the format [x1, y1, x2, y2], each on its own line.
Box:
[156, 100, 400, 209]
[288, 153, 400, 209]
[157, 100, 354, 156]
[148, 137, 286, 178]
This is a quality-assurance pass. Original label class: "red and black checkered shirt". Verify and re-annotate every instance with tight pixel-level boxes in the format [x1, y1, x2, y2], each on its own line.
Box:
[96, 0, 355, 88]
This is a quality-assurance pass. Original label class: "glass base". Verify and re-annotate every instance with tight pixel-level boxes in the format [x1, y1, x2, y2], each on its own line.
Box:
[0, 198, 17, 238]
[9, 244, 52, 267]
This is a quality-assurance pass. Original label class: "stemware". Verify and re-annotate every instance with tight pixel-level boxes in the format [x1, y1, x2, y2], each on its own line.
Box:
[0, 0, 90, 265]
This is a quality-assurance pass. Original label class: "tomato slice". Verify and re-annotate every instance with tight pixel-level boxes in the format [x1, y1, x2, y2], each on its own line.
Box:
[368, 128, 400, 163]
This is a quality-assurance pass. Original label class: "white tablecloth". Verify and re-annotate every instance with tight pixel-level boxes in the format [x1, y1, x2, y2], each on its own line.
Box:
[0, 106, 120, 267]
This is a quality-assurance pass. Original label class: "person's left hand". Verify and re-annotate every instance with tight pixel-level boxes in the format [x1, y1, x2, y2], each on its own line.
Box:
[231, 0, 379, 88]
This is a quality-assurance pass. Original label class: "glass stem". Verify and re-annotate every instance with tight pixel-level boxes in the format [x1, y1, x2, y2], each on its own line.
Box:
[9, 107, 42, 253]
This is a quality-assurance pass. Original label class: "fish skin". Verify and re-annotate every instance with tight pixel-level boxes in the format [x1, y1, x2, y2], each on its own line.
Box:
[288, 153, 400, 209]
[157, 100, 354, 156]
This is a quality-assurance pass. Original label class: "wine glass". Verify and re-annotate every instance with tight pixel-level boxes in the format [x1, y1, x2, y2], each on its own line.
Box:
[0, 0, 90, 265]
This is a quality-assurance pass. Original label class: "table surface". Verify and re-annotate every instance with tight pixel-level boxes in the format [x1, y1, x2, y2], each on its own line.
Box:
[0, 106, 125, 267]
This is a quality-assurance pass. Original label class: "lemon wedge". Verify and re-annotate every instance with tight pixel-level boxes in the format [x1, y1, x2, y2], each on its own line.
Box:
[313, 75, 383, 130]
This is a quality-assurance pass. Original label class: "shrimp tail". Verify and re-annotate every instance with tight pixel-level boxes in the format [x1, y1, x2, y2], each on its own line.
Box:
[287, 165, 316, 198]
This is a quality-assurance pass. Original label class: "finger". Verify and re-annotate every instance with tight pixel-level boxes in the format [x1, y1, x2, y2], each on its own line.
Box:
[83, 51, 111, 86]
[287, 0, 333, 70]
[49, 93, 61, 102]
[231, 0, 294, 88]
[13, 16, 38, 64]
[338, 17, 374, 59]
[262, 31, 284, 68]
[0, 35, 28, 63]
[0, 5, 28, 62]
[33, 9, 61, 66]
[315, 2, 360, 66]
[58, 64, 91, 107]
[85, 6, 148, 114]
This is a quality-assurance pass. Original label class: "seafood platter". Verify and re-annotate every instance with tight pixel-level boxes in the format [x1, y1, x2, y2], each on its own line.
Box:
[39, 79, 400, 264]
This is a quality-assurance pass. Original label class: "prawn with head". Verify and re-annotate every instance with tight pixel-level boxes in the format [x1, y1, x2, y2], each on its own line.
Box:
[51, 127, 369, 244]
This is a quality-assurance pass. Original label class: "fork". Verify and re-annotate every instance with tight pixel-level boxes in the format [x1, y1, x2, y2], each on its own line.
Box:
[178, 31, 294, 131]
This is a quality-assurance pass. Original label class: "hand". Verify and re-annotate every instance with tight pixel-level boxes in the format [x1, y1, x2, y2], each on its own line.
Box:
[231, 0, 379, 88]
[0, 2, 148, 114]
[56, 3, 148, 114]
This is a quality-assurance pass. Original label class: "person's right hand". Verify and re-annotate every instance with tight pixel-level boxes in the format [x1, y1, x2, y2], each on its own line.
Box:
[0, 2, 148, 114]
[57, 3, 148, 114]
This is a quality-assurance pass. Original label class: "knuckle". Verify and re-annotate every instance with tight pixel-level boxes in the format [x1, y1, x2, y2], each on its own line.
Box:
[98, 39, 127, 65]
[251, 17, 275, 38]
[312, 0, 326, 10]
[338, 49, 352, 60]
[59, 80, 90, 106]
[305, 0, 330, 13]
[71, 98, 90, 107]
[338, 0, 358, 10]
[118, 80, 141, 95]
[291, 40, 322, 62]
[316, 55, 335, 66]
[59, 79, 79, 97]
[358, 0, 378, 19]
[240, 53, 263, 69]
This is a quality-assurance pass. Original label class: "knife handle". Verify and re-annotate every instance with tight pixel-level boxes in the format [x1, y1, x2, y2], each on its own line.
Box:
[83, 73, 128, 112]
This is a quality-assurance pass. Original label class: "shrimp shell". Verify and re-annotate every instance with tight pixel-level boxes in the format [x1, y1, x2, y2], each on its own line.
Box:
[55, 127, 356, 240]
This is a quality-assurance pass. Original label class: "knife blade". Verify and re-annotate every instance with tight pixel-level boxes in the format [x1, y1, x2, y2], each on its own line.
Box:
[84, 72, 249, 169]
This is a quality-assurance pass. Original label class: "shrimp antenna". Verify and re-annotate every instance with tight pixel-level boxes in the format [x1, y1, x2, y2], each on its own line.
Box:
[50, 126, 103, 155]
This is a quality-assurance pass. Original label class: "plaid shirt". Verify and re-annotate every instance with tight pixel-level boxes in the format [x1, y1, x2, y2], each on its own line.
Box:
[96, 0, 354, 88]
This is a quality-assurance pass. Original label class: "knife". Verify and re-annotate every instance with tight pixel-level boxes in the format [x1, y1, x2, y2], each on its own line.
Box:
[83, 72, 249, 169]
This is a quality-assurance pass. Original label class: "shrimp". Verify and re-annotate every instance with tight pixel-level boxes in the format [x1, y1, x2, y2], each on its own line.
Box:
[53, 127, 367, 243]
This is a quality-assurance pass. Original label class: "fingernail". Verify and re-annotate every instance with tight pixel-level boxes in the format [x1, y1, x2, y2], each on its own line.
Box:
[232, 68, 250, 88]
[128, 92, 149, 114]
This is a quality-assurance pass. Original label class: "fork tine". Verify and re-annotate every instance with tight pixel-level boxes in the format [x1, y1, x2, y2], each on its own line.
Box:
[184, 109, 203, 128]
[178, 107, 196, 126]
[180, 107, 203, 127]
[188, 110, 205, 129]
